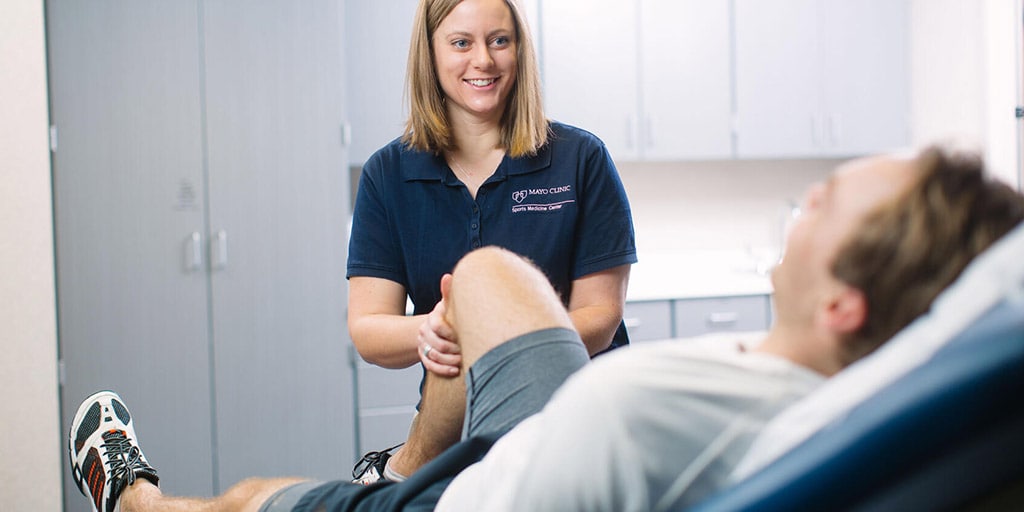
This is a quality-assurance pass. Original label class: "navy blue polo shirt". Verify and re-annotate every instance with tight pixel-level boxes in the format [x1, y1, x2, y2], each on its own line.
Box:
[347, 122, 637, 348]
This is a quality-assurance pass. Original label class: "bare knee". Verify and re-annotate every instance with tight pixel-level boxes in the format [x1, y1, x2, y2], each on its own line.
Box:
[453, 246, 527, 278]
[451, 247, 553, 301]
[448, 247, 574, 362]
[223, 477, 307, 512]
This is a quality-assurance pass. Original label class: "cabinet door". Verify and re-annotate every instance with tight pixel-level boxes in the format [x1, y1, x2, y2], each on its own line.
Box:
[735, 0, 908, 158]
[819, 0, 909, 156]
[344, 0, 419, 165]
[202, 0, 354, 487]
[640, 0, 733, 160]
[48, 2, 217, 508]
[542, 0, 640, 160]
[734, 0, 822, 158]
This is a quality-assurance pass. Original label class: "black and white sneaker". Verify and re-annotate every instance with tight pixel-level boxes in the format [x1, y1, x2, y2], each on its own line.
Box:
[69, 391, 159, 512]
[351, 443, 404, 485]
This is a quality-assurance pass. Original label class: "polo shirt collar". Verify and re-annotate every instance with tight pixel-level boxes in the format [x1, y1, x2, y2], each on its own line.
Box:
[401, 142, 553, 184]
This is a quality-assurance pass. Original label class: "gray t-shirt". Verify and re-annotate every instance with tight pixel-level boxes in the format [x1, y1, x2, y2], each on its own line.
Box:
[436, 335, 824, 511]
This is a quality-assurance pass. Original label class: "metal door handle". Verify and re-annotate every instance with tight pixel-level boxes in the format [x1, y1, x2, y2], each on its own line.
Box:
[185, 232, 202, 272]
[706, 312, 739, 326]
[212, 229, 228, 270]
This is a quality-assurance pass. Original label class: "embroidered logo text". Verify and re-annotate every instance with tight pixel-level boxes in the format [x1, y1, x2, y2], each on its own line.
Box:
[511, 185, 575, 213]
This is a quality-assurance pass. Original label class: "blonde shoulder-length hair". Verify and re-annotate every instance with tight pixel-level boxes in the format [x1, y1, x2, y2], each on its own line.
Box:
[401, 0, 549, 157]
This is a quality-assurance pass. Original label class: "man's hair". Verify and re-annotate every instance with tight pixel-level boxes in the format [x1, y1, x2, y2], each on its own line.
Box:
[832, 146, 1024, 365]
[401, 0, 549, 157]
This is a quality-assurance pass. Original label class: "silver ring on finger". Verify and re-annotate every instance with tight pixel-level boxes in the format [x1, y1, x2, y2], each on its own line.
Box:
[422, 344, 433, 358]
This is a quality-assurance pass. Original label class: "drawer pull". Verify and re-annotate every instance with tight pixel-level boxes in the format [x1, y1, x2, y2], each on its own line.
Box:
[706, 312, 739, 326]
[624, 317, 643, 329]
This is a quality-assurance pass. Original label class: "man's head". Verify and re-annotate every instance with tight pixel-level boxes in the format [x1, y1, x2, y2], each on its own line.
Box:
[771, 145, 1024, 372]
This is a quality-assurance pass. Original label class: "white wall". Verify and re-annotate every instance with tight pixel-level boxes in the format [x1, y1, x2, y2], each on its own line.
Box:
[0, 0, 63, 510]
[619, 158, 836, 256]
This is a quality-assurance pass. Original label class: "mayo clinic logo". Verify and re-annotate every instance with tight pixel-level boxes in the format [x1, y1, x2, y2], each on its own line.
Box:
[511, 185, 575, 213]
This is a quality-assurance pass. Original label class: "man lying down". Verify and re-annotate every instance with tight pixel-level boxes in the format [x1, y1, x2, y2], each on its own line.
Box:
[70, 145, 1024, 512]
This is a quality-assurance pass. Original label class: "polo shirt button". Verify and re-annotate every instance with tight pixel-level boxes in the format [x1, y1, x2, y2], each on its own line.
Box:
[472, 241, 481, 248]
[471, 223, 478, 230]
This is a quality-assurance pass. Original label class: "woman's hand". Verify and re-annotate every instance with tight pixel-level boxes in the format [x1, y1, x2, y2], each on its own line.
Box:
[418, 296, 462, 377]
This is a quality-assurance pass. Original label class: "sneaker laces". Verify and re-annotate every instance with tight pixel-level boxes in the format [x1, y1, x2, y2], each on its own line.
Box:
[101, 430, 149, 494]
[352, 442, 404, 479]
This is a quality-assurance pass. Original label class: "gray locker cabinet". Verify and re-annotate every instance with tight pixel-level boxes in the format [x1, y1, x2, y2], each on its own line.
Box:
[48, 2, 354, 509]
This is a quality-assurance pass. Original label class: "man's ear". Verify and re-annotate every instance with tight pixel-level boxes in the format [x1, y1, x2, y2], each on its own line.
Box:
[439, 272, 455, 324]
[439, 272, 454, 304]
[823, 285, 867, 335]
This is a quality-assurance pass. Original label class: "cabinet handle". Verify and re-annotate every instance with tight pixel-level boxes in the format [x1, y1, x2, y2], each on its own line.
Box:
[625, 115, 635, 150]
[212, 229, 228, 270]
[826, 114, 840, 146]
[645, 115, 654, 149]
[185, 232, 202, 272]
[624, 317, 642, 329]
[341, 122, 352, 147]
[811, 115, 823, 147]
[706, 312, 739, 327]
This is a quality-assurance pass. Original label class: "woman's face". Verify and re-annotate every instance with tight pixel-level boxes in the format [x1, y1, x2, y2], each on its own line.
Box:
[432, 0, 518, 124]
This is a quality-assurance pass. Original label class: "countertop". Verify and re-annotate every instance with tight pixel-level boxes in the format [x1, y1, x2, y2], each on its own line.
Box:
[627, 250, 775, 302]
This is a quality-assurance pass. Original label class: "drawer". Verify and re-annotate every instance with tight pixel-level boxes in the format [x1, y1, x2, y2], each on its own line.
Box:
[623, 300, 673, 342]
[356, 363, 423, 409]
[673, 295, 770, 338]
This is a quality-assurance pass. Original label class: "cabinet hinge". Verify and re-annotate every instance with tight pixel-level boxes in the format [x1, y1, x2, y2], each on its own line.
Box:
[1015, 107, 1024, 119]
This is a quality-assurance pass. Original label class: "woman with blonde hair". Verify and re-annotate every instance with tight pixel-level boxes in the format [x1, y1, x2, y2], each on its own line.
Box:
[346, 0, 636, 483]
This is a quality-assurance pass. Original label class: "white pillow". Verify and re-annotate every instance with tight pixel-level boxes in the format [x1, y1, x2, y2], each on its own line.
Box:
[731, 220, 1024, 480]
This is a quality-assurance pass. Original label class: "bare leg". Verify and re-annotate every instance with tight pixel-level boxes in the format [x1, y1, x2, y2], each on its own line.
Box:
[387, 371, 466, 477]
[387, 247, 575, 477]
[120, 478, 308, 512]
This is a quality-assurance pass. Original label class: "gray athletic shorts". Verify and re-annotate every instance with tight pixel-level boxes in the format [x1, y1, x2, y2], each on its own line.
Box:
[461, 326, 588, 439]
[259, 481, 324, 512]
[260, 326, 587, 511]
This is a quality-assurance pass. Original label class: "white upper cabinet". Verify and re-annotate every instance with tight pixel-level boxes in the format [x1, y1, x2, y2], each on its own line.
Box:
[542, 0, 641, 159]
[541, 0, 909, 161]
[541, 0, 733, 161]
[734, 0, 909, 158]
[818, 0, 909, 156]
[640, 0, 733, 160]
